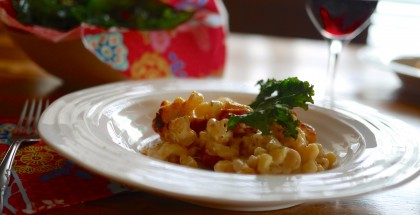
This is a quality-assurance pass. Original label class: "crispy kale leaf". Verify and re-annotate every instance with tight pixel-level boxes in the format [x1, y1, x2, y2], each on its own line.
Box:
[227, 77, 314, 138]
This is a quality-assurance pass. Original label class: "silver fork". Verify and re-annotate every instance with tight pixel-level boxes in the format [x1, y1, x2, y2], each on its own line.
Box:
[0, 98, 49, 214]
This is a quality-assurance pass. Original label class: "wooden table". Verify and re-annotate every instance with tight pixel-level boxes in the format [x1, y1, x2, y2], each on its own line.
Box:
[1, 29, 420, 214]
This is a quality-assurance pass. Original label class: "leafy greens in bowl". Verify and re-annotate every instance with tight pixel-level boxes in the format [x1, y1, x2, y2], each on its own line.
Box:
[11, 0, 193, 31]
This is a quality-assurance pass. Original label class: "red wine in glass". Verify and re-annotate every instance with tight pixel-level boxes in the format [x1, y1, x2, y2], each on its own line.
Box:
[305, 0, 378, 100]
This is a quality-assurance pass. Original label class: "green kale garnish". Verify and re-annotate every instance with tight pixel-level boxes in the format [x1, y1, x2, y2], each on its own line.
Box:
[227, 77, 314, 139]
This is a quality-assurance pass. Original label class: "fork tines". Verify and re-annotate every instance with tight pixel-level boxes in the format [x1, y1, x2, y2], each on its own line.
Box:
[16, 98, 49, 135]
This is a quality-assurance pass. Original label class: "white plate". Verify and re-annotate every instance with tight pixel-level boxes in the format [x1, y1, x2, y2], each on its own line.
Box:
[359, 48, 420, 94]
[389, 56, 420, 93]
[38, 79, 420, 211]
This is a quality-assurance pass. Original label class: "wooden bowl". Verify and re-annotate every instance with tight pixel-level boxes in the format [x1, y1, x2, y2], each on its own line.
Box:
[4, 26, 127, 89]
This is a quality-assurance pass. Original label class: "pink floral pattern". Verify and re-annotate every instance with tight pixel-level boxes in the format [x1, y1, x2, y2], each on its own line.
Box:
[150, 31, 172, 53]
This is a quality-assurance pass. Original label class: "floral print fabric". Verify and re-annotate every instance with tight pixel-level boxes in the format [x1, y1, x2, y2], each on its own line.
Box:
[0, 119, 128, 215]
[0, 0, 227, 80]
[81, 0, 227, 79]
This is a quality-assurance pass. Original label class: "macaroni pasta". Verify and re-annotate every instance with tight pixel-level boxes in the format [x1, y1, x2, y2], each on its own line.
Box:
[142, 91, 336, 174]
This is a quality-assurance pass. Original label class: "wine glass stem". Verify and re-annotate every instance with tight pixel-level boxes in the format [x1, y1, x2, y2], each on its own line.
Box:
[325, 39, 346, 100]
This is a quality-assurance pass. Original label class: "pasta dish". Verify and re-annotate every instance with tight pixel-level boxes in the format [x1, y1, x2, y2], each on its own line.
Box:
[142, 78, 336, 174]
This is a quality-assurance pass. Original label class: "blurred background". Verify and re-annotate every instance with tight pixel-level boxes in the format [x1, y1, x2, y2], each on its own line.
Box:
[223, 0, 369, 44]
[223, 0, 420, 60]
[1, 0, 419, 84]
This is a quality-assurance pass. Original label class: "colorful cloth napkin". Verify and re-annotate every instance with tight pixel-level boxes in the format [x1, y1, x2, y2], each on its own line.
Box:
[0, 0, 227, 80]
[0, 118, 129, 215]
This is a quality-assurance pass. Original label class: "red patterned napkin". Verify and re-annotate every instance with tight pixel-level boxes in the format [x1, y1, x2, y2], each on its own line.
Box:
[0, 118, 129, 215]
[0, 0, 227, 80]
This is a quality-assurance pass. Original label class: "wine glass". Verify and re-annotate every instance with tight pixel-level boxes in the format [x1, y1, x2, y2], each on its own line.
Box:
[305, 0, 379, 100]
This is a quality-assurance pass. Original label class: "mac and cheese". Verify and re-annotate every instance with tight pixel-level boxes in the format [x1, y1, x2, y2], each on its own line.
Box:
[142, 91, 336, 174]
